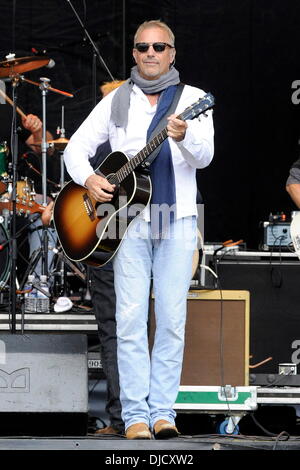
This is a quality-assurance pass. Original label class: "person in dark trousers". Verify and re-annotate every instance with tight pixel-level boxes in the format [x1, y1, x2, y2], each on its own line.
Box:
[91, 81, 125, 436]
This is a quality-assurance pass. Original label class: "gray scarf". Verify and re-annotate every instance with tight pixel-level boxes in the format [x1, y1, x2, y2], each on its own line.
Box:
[111, 65, 180, 129]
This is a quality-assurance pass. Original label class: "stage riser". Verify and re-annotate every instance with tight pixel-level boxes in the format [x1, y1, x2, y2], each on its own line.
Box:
[0, 333, 88, 435]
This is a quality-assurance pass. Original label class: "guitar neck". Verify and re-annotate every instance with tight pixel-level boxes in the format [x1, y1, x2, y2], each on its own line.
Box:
[110, 114, 183, 185]
[107, 92, 214, 186]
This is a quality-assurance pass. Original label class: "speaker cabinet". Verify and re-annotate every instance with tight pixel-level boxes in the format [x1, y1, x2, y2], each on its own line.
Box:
[217, 258, 300, 373]
[150, 290, 250, 387]
[0, 333, 88, 435]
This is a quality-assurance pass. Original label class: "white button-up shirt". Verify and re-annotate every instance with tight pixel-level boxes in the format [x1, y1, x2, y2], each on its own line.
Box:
[64, 83, 214, 220]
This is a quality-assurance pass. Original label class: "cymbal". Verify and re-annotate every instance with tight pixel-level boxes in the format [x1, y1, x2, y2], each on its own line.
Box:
[0, 56, 50, 78]
[48, 137, 69, 150]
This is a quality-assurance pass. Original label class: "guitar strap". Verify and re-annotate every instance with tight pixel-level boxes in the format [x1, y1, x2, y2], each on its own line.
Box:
[140, 83, 185, 171]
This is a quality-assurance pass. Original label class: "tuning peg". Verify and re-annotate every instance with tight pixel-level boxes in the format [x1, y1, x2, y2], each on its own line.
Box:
[198, 112, 210, 122]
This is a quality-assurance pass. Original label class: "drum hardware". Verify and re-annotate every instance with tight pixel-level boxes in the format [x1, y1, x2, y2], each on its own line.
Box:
[0, 140, 9, 175]
[0, 54, 51, 329]
[0, 53, 73, 328]
[0, 54, 51, 78]
[0, 52, 90, 312]
[22, 157, 61, 189]
[47, 137, 69, 151]
[55, 106, 68, 297]
[0, 141, 9, 195]
[19, 76, 74, 99]
[5, 67, 24, 332]
[18, 76, 72, 283]
[50, 106, 85, 302]
[0, 223, 11, 290]
[25, 137, 70, 154]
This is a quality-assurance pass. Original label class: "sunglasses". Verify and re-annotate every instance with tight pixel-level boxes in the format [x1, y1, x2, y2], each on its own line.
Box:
[134, 42, 174, 53]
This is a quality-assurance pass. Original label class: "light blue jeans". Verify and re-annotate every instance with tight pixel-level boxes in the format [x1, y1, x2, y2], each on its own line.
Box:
[113, 215, 197, 431]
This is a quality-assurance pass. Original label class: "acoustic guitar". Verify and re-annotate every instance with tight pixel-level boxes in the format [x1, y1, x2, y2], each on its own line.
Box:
[53, 92, 215, 267]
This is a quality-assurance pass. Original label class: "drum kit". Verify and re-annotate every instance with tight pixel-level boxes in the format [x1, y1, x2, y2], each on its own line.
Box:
[0, 53, 85, 327]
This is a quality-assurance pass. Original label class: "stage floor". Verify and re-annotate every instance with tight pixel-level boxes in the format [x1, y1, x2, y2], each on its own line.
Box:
[0, 433, 300, 451]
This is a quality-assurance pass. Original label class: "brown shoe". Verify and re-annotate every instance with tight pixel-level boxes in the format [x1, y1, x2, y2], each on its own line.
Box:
[126, 422, 151, 440]
[95, 426, 123, 436]
[153, 420, 179, 439]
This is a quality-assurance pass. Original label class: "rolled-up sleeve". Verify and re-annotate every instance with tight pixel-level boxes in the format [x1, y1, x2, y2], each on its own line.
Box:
[175, 108, 214, 169]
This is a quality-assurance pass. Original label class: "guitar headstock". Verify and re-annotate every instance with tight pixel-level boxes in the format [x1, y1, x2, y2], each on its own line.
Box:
[0, 199, 44, 217]
[180, 92, 215, 121]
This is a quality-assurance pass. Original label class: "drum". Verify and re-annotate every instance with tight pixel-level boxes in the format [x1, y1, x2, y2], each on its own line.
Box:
[0, 222, 10, 289]
[0, 141, 9, 195]
[0, 179, 7, 196]
[0, 141, 8, 176]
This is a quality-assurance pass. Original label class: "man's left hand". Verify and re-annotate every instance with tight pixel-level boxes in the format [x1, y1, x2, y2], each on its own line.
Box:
[167, 114, 187, 142]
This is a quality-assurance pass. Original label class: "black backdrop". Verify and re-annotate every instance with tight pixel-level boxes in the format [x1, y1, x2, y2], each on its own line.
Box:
[0, 0, 299, 248]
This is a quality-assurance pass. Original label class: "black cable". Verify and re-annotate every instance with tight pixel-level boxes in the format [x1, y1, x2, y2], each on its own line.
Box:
[122, 0, 126, 79]
[272, 431, 290, 450]
[82, 0, 87, 24]
[269, 231, 284, 288]
[215, 244, 294, 437]
[213, 275, 241, 435]
[250, 413, 291, 443]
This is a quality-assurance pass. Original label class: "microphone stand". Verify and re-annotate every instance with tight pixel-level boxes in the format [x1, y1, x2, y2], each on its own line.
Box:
[9, 74, 20, 333]
[65, 0, 114, 107]
[18, 75, 73, 290]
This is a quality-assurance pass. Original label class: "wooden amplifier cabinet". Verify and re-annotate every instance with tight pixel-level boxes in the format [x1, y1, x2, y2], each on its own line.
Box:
[150, 290, 250, 387]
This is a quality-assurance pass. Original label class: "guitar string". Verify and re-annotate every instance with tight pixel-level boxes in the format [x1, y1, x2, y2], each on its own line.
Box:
[105, 97, 212, 186]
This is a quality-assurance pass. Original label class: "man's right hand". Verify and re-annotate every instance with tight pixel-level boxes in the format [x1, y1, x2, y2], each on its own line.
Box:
[85, 174, 116, 202]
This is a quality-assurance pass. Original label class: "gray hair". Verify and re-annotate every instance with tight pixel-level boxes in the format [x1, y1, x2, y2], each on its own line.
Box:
[134, 20, 175, 46]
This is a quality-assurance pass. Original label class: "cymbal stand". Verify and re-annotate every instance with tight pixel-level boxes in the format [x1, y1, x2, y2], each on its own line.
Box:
[58, 105, 66, 186]
[19, 75, 73, 285]
[56, 105, 68, 296]
[9, 73, 21, 333]
[40, 77, 50, 278]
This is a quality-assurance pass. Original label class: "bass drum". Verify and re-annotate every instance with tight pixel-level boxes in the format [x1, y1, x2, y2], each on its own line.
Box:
[0, 223, 10, 289]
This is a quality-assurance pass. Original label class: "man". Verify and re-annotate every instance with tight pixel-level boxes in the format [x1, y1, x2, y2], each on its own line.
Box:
[286, 156, 300, 207]
[64, 20, 214, 439]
